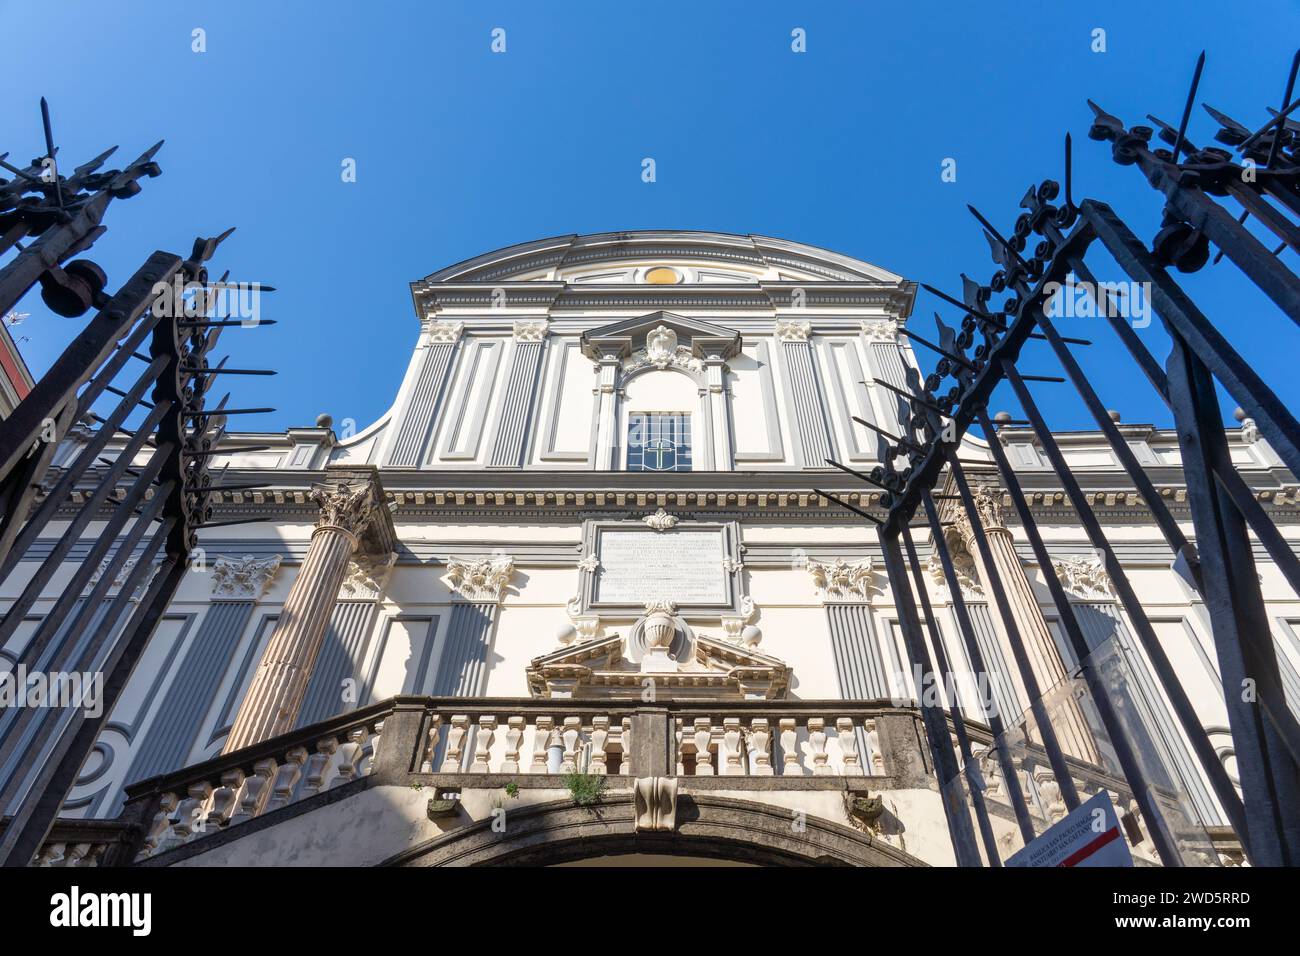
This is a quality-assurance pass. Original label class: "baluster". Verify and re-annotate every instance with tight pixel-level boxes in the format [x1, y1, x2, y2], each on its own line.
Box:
[864, 718, 883, 774]
[333, 726, 371, 788]
[37, 843, 66, 866]
[780, 718, 801, 776]
[531, 716, 554, 774]
[440, 715, 470, 772]
[140, 792, 180, 858]
[362, 719, 384, 776]
[301, 737, 340, 797]
[561, 717, 581, 772]
[619, 717, 632, 776]
[208, 768, 245, 826]
[174, 781, 214, 843]
[807, 719, 829, 775]
[675, 719, 686, 775]
[420, 715, 443, 773]
[748, 718, 773, 776]
[501, 716, 525, 773]
[266, 747, 308, 813]
[470, 716, 497, 773]
[60, 843, 91, 867]
[693, 718, 714, 776]
[589, 717, 610, 775]
[720, 718, 744, 775]
[230, 757, 278, 825]
[838, 718, 863, 775]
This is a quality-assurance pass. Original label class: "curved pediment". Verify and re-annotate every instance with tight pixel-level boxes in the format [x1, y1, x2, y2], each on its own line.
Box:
[417, 230, 905, 286]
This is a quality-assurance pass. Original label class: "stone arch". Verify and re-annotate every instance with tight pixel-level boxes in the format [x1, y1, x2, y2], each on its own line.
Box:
[382, 792, 927, 867]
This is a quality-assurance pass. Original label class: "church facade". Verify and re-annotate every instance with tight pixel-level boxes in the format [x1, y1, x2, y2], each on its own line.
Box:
[12, 231, 1294, 866]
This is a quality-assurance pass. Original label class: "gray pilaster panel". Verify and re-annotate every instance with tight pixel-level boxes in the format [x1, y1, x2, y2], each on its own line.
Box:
[825, 603, 888, 698]
[1075, 603, 1220, 825]
[388, 342, 456, 467]
[295, 601, 379, 728]
[121, 601, 254, 786]
[868, 341, 910, 434]
[964, 602, 1024, 726]
[432, 602, 497, 696]
[780, 340, 835, 465]
[489, 341, 545, 468]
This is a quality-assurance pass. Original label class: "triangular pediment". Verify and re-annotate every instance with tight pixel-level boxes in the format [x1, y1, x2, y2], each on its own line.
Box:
[581, 311, 741, 361]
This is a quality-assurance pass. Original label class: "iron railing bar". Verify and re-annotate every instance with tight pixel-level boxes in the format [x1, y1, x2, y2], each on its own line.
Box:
[0, 424, 172, 658]
[0, 533, 181, 867]
[0, 484, 170, 782]
[1001, 360, 1254, 849]
[1082, 201, 1300, 475]
[900, 522, 1002, 866]
[0, 354, 170, 579]
[72, 309, 165, 420]
[877, 526, 984, 867]
[0, 252, 182, 478]
[1162, 335, 1300, 865]
[977, 407, 1186, 867]
[946, 452, 1082, 810]
[921, 491, 1037, 842]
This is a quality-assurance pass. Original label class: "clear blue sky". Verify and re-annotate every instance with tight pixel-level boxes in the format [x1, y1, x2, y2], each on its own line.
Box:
[3, 0, 1297, 438]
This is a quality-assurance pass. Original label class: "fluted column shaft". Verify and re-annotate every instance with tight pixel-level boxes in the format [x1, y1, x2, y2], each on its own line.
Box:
[962, 505, 1100, 765]
[224, 525, 358, 752]
[223, 473, 393, 753]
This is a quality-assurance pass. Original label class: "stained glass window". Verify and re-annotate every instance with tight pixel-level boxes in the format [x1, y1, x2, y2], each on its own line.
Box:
[627, 412, 692, 472]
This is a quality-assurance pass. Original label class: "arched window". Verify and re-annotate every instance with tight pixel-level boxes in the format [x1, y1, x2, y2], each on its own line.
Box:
[628, 411, 692, 472]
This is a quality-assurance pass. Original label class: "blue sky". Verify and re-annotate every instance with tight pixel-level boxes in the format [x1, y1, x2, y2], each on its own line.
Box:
[3, 0, 1297, 438]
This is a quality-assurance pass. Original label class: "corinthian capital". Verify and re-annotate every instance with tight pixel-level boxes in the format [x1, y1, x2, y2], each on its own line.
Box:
[775, 319, 812, 342]
[444, 555, 516, 603]
[308, 467, 396, 557]
[953, 481, 1006, 539]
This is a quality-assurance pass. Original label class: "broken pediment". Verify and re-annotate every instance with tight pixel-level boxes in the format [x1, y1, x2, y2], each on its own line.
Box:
[580, 311, 741, 363]
[525, 631, 790, 700]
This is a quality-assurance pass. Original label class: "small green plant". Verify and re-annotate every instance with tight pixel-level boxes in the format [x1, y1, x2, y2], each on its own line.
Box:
[563, 771, 607, 807]
[504, 781, 520, 799]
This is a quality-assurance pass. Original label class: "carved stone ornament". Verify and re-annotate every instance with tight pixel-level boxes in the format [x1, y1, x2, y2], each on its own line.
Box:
[634, 776, 678, 832]
[645, 324, 678, 367]
[211, 554, 282, 601]
[642, 508, 679, 532]
[775, 319, 812, 342]
[443, 555, 516, 603]
[340, 551, 396, 601]
[925, 531, 983, 599]
[625, 341, 705, 376]
[861, 319, 899, 343]
[953, 482, 1005, 540]
[513, 320, 549, 342]
[310, 482, 381, 540]
[560, 595, 603, 646]
[423, 319, 464, 343]
[89, 554, 161, 600]
[576, 553, 600, 573]
[720, 595, 761, 648]
[1053, 556, 1115, 600]
[807, 558, 878, 602]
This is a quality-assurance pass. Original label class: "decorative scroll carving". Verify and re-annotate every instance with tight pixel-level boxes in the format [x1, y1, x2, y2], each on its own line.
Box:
[512, 320, 549, 342]
[807, 558, 878, 602]
[311, 482, 382, 540]
[633, 776, 678, 832]
[339, 551, 396, 601]
[925, 531, 984, 599]
[861, 319, 899, 343]
[1052, 556, 1115, 600]
[641, 508, 679, 532]
[424, 319, 464, 342]
[625, 344, 704, 376]
[576, 553, 600, 573]
[775, 319, 811, 342]
[443, 555, 515, 603]
[720, 595, 761, 647]
[211, 554, 282, 601]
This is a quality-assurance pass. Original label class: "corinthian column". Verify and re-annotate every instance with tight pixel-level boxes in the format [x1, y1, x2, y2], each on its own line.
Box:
[956, 482, 1099, 764]
[224, 467, 395, 753]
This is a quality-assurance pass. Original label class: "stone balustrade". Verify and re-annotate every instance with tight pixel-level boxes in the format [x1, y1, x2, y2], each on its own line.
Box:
[111, 696, 928, 863]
